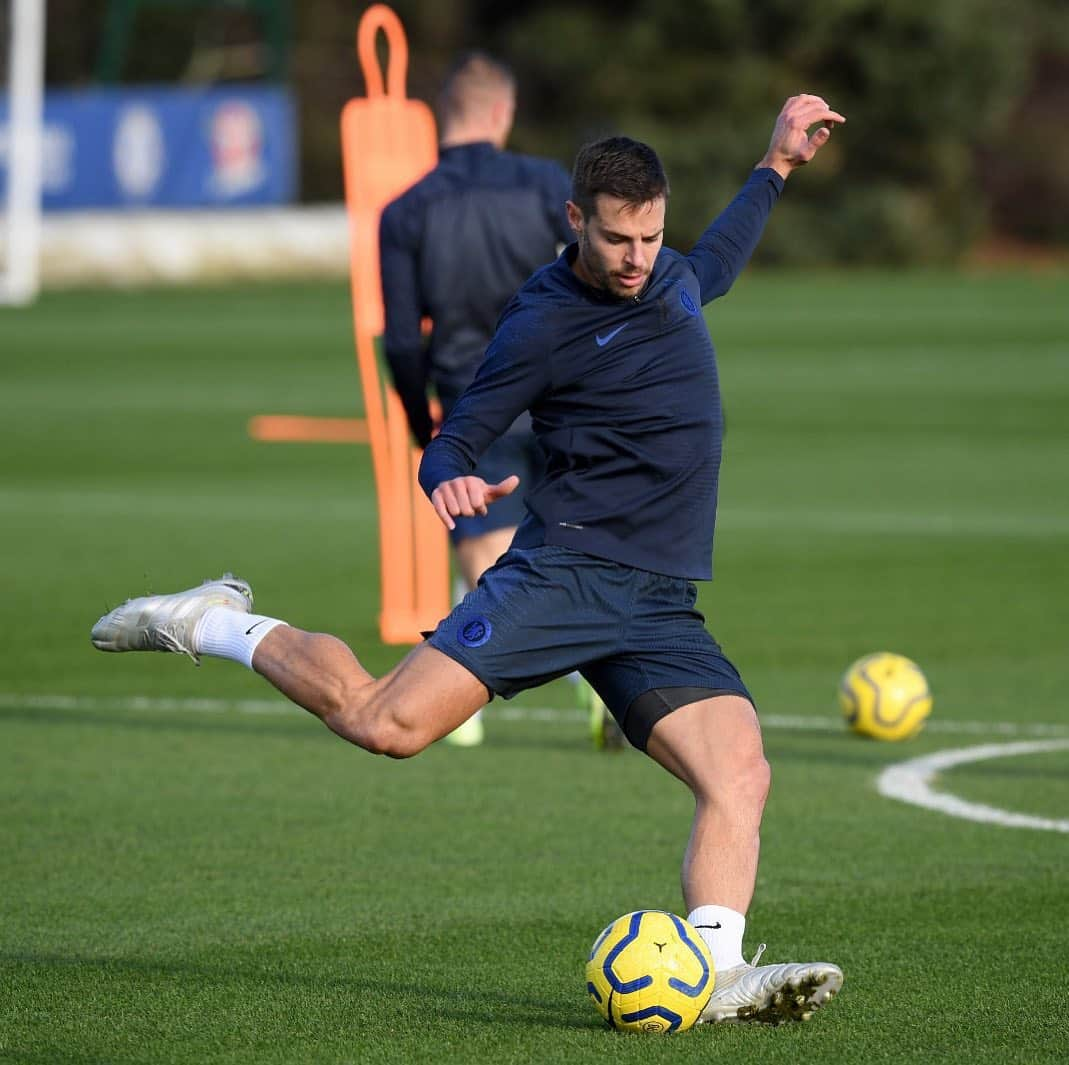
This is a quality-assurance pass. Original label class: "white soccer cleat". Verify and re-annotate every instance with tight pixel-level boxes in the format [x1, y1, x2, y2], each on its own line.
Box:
[91, 574, 253, 665]
[700, 946, 843, 1025]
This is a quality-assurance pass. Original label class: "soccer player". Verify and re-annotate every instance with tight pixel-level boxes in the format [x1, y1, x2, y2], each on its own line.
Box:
[379, 51, 619, 747]
[92, 93, 846, 1025]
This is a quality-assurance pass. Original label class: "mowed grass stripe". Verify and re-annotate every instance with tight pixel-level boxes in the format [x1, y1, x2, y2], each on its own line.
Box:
[4, 487, 1067, 538]
[2, 274, 1068, 1065]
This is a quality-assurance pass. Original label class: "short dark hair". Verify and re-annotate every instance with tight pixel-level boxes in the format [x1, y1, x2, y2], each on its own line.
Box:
[571, 136, 669, 218]
[437, 51, 516, 126]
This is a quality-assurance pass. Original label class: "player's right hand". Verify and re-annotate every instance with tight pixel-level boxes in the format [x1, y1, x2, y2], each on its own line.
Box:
[759, 94, 845, 178]
[430, 474, 520, 530]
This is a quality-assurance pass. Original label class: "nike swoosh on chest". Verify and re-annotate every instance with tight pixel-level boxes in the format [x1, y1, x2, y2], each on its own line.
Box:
[594, 323, 629, 346]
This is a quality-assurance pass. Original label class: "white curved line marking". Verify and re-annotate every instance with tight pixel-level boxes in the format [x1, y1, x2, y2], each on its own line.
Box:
[878, 740, 1069, 832]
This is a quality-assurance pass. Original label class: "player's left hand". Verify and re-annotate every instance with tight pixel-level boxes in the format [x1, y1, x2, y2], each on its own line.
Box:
[759, 94, 845, 178]
[430, 474, 520, 531]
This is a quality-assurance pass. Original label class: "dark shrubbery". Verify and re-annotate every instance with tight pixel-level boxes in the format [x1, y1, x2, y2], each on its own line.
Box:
[39, 0, 1069, 262]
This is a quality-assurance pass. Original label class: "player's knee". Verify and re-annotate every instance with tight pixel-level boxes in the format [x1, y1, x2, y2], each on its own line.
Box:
[359, 706, 431, 759]
[705, 746, 770, 813]
[726, 715, 771, 805]
[745, 751, 772, 808]
[318, 683, 423, 758]
[374, 725, 427, 760]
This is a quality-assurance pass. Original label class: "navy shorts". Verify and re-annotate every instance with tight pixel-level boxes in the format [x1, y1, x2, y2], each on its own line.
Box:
[450, 433, 544, 546]
[427, 545, 752, 750]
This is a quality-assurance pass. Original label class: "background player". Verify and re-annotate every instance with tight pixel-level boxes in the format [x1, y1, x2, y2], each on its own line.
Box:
[379, 51, 599, 746]
[380, 52, 585, 748]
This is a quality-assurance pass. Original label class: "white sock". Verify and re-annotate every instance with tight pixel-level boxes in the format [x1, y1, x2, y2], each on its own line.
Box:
[193, 606, 287, 670]
[687, 905, 747, 972]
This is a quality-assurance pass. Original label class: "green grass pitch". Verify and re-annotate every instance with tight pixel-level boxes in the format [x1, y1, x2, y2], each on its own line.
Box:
[1, 271, 1067, 1064]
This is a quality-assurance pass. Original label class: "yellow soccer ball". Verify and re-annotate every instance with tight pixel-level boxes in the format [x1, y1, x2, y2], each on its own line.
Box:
[839, 652, 932, 740]
[585, 910, 714, 1033]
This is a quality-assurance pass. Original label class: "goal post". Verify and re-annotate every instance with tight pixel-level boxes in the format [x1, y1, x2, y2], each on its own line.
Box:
[0, 0, 46, 306]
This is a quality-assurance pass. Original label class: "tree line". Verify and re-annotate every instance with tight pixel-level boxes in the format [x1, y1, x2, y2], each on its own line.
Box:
[37, 0, 1069, 262]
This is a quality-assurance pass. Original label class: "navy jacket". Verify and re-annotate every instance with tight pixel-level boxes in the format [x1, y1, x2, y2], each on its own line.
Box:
[379, 142, 573, 447]
[419, 167, 784, 580]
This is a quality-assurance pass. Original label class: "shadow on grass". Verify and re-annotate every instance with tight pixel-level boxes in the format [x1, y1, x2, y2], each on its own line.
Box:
[0, 1050, 121, 1065]
[0, 949, 599, 1034]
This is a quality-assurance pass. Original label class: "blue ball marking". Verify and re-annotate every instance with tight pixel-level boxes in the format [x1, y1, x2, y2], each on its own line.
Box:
[588, 923, 614, 960]
[666, 913, 712, 998]
[601, 911, 655, 993]
[619, 1004, 685, 1032]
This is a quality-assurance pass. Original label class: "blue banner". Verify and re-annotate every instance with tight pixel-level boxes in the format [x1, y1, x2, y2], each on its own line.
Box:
[0, 85, 296, 210]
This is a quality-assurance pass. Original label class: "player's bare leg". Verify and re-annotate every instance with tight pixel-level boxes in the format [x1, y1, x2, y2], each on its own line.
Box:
[646, 695, 769, 914]
[251, 629, 488, 757]
[646, 695, 843, 1024]
[453, 527, 515, 591]
[91, 574, 489, 759]
[434, 526, 515, 748]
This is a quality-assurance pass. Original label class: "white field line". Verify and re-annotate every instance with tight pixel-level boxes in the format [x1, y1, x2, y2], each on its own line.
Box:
[1, 692, 1067, 739]
[6, 692, 1067, 832]
[878, 740, 1069, 833]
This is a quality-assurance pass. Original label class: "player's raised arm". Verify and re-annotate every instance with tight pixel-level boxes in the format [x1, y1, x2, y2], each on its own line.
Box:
[758, 94, 845, 179]
[687, 94, 845, 302]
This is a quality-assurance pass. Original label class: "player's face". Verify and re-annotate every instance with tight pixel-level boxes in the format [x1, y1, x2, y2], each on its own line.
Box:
[567, 195, 665, 299]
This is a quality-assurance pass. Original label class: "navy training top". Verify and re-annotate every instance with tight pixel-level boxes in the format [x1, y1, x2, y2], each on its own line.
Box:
[379, 141, 573, 447]
[418, 167, 785, 580]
